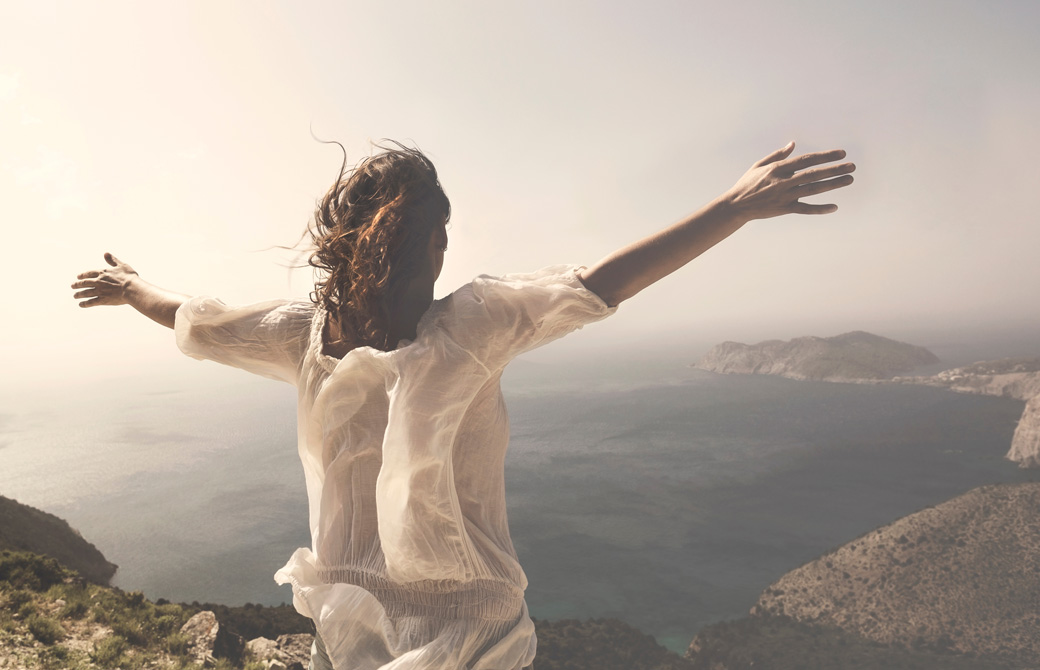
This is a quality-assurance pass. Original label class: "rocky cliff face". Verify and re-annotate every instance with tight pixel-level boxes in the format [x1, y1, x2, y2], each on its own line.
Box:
[696, 331, 939, 382]
[0, 495, 117, 585]
[748, 483, 1040, 666]
[1007, 394, 1040, 469]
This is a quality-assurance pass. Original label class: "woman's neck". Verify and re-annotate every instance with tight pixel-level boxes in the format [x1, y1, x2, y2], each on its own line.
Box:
[323, 278, 435, 357]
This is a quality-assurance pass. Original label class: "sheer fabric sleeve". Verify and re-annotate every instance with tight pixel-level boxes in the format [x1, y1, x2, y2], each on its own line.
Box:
[174, 297, 313, 385]
[440, 264, 616, 371]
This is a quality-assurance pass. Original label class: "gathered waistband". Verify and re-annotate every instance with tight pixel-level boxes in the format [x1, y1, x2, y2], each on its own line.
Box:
[318, 566, 525, 621]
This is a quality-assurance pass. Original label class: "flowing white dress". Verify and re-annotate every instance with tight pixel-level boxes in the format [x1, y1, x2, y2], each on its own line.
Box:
[174, 265, 615, 670]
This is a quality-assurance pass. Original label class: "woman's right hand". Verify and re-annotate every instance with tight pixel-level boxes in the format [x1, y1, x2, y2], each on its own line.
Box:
[717, 142, 855, 221]
[71, 252, 139, 308]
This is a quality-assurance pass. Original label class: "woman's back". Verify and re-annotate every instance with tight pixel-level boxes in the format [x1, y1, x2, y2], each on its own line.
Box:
[176, 266, 615, 668]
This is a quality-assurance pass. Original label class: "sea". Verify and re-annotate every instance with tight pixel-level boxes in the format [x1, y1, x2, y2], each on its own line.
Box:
[1, 337, 1037, 654]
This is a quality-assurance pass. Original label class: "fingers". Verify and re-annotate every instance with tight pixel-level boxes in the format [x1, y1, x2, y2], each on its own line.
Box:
[778, 149, 847, 174]
[73, 288, 100, 299]
[78, 297, 103, 308]
[752, 141, 796, 168]
[76, 270, 101, 280]
[791, 202, 838, 215]
[791, 161, 856, 186]
[105, 252, 119, 267]
[793, 174, 854, 198]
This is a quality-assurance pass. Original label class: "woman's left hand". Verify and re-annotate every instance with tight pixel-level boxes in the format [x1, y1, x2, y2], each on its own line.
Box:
[718, 142, 855, 220]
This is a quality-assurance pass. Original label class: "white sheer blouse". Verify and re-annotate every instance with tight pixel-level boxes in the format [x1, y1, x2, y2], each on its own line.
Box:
[174, 265, 615, 670]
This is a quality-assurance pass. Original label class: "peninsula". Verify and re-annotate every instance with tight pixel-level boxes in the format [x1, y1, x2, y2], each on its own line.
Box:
[695, 330, 940, 382]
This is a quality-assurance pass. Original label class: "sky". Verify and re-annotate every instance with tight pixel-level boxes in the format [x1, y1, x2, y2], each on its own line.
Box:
[2, 0, 1040, 392]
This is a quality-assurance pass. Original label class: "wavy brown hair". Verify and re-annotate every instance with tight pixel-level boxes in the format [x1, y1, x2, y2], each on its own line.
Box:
[309, 142, 450, 351]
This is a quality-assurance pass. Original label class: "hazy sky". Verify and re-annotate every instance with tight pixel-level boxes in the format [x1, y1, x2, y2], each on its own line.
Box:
[3, 0, 1039, 391]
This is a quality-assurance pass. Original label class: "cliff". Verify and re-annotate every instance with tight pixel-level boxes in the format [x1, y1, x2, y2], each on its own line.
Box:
[895, 358, 1040, 469]
[0, 495, 117, 585]
[696, 331, 939, 382]
[687, 483, 1040, 669]
[1007, 395, 1040, 468]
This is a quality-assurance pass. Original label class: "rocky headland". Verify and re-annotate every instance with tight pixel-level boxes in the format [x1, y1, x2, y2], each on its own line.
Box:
[0, 495, 116, 586]
[686, 483, 1040, 669]
[695, 331, 940, 382]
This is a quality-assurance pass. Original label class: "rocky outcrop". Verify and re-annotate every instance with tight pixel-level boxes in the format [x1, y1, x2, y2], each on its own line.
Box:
[740, 484, 1040, 667]
[895, 359, 1040, 469]
[247, 634, 312, 670]
[1007, 394, 1040, 468]
[696, 331, 939, 382]
[0, 494, 117, 584]
[180, 610, 246, 666]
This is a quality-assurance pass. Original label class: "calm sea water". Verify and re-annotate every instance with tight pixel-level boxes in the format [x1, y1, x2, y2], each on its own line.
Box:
[1, 353, 1035, 653]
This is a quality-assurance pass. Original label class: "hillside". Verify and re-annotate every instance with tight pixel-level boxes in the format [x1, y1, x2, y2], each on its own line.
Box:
[696, 331, 939, 382]
[0, 496, 116, 586]
[687, 483, 1040, 669]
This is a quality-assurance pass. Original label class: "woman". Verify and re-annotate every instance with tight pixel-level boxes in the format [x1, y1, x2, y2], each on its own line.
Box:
[72, 140, 854, 670]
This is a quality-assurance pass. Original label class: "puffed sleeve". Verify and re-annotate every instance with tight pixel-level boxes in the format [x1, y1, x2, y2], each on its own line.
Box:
[174, 297, 314, 385]
[439, 265, 616, 371]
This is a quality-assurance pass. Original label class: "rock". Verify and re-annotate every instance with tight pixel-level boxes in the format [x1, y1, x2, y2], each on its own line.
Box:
[180, 611, 245, 666]
[247, 633, 311, 670]
[1008, 394, 1040, 468]
[697, 331, 939, 382]
[247, 636, 280, 660]
[277, 633, 314, 669]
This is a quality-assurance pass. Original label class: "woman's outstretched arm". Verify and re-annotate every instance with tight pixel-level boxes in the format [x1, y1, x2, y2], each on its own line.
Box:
[578, 142, 855, 307]
[71, 253, 189, 329]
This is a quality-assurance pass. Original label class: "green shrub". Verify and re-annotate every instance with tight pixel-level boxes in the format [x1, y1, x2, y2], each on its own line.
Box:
[91, 635, 128, 668]
[92, 605, 110, 624]
[111, 618, 149, 647]
[5, 588, 35, 610]
[0, 551, 67, 591]
[60, 599, 89, 619]
[156, 613, 183, 636]
[27, 614, 66, 644]
[166, 631, 191, 656]
[18, 600, 37, 619]
[37, 644, 76, 670]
